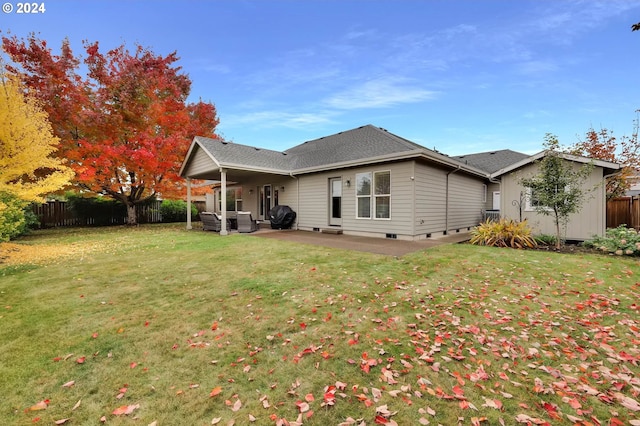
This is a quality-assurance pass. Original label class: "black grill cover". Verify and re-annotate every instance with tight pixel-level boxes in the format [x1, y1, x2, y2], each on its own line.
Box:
[268, 205, 297, 229]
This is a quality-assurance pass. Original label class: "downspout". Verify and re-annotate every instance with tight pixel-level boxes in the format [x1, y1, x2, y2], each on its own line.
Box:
[186, 177, 192, 230]
[290, 171, 299, 230]
[445, 166, 461, 235]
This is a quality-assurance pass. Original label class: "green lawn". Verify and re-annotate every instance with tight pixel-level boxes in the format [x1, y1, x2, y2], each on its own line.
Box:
[1, 224, 639, 425]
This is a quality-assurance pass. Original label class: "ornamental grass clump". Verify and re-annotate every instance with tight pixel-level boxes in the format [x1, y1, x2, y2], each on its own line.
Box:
[583, 225, 640, 256]
[470, 218, 537, 249]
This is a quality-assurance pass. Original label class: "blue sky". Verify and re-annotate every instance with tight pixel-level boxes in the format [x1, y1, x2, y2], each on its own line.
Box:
[2, 0, 639, 155]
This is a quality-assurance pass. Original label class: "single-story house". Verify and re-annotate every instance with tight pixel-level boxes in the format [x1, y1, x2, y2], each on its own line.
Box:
[179, 125, 619, 240]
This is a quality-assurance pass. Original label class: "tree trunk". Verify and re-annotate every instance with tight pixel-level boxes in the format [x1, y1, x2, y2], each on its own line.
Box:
[555, 218, 562, 250]
[126, 203, 138, 226]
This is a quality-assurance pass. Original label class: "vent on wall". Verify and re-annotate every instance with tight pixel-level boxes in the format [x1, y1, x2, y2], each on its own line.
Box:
[313, 227, 320, 232]
[386, 233, 397, 239]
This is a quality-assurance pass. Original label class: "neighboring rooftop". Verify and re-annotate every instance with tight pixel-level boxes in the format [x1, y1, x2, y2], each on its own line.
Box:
[453, 149, 530, 174]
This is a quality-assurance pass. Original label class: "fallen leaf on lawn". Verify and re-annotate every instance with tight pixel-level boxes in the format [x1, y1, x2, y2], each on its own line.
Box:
[248, 414, 256, 422]
[613, 392, 640, 411]
[230, 398, 242, 412]
[211, 418, 221, 424]
[148, 422, 157, 426]
[28, 400, 48, 411]
[72, 399, 81, 411]
[296, 401, 310, 413]
[210, 386, 223, 397]
[54, 419, 69, 425]
[61, 380, 75, 388]
[112, 404, 139, 415]
[482, 397, 503, 410]
[515, 414, 546, 424]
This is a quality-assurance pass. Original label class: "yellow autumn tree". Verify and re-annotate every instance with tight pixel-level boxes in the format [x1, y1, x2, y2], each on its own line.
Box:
[0, 72, 74, 202]
[0, 71, 73, 241]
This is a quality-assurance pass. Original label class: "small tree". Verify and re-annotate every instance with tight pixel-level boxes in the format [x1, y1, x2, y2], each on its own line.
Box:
[519, 134, 594, 249]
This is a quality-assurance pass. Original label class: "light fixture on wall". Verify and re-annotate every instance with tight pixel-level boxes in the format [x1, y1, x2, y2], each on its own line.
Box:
[249, 189, 253, 195]
[345, 179, 351, 187]
[280, 186, 285, 192]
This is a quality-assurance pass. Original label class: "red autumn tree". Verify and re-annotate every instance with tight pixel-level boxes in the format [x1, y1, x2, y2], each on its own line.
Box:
[570, 114, 639, 199]
[2, 35, 219, 224]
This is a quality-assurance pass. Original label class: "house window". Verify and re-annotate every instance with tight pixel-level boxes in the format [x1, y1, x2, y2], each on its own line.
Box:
[356, 172, 371, 218]
[525, 188, 543, 211]
[482, 184, 487, 203]
[356, 171, 390, 219]
[374, 171, 391, 219]
[524, 186, 567, 211]
[218, 187, 243, 211]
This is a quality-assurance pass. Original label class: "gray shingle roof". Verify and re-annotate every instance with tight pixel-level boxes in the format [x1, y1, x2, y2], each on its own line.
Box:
[194, 136, 291, 171]
[452, 149, 530, 174]
[285, 125, 426, 169]
[186, 125, 494, 177]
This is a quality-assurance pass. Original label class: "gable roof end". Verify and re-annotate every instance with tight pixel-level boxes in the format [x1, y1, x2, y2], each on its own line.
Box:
[489, 150, 620, 179]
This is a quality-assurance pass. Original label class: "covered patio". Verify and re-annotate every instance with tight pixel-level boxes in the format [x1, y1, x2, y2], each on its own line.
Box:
[179, 136, 297, 235]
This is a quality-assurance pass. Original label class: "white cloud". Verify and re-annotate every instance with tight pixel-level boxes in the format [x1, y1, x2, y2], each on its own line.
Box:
[222, 110, 336, 129]
[324, 77, 439, 110]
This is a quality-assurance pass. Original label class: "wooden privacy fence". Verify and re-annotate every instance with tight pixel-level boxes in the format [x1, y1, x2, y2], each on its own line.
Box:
[32, 200, 207, 228]
[607, 196, 640, 230]
[33, 200, 162, 227]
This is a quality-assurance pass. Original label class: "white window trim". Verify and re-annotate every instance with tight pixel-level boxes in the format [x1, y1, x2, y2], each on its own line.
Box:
[355, 170, 391, 220]
[373, 170, 391, 220]
[525, 186, 569, 212]
[355, 172, 372, 219]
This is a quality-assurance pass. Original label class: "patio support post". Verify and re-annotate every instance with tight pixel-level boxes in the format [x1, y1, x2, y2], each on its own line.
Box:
[220, 168, 228, 235]
[186, 177, 192, 230]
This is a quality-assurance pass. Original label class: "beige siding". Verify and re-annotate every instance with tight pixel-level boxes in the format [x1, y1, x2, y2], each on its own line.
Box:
[448, 172, 485, 230]
[296, 162, 415, 238]
[414, 163, 447, 234]
[297, 175, 329, 229]
[414, 163, 485, 236]
[500, 162, 606, 240]
[183, 146, 217, 177]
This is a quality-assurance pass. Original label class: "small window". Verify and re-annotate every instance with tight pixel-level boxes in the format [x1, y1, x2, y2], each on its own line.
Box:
[356, 172, 372, 218]
[374, 171, 390, 219]
[525, 186, 566, 211]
